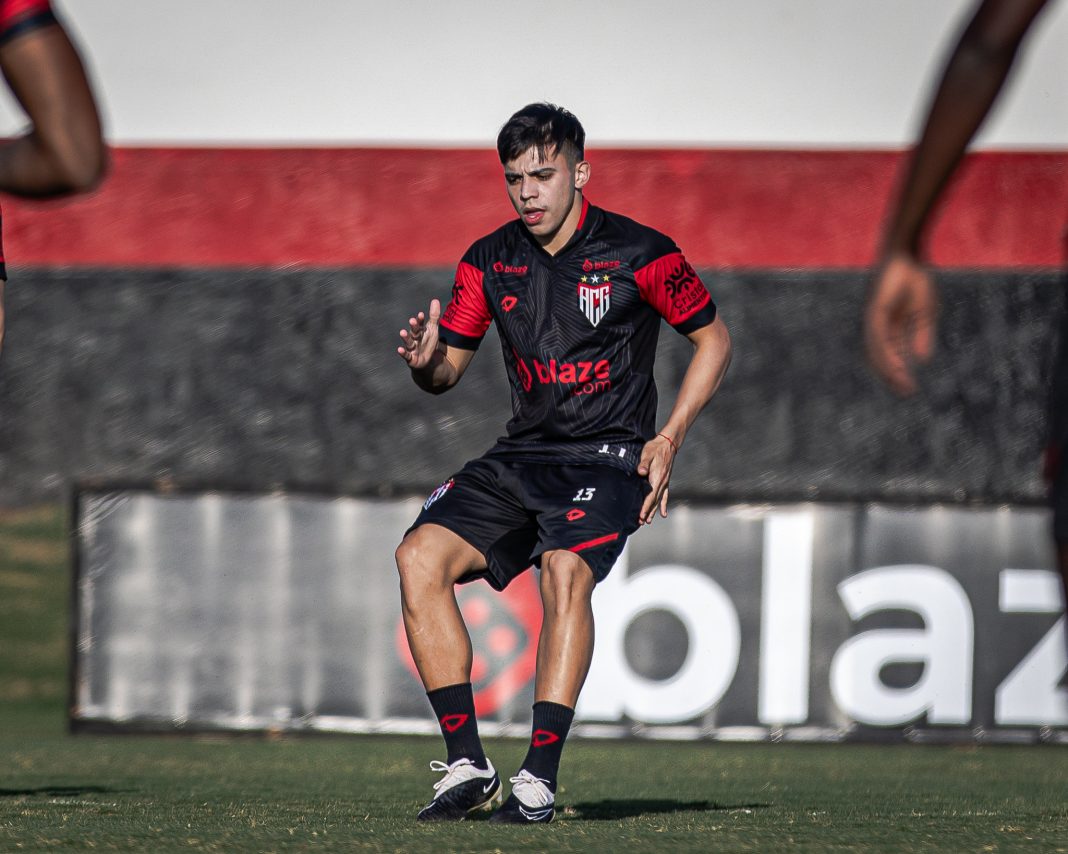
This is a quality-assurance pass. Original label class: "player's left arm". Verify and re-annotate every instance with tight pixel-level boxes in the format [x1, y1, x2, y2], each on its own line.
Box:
[637, 314, 731, 525]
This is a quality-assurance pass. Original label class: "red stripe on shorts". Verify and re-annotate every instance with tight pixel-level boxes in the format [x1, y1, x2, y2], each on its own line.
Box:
[569, 532, 620, 553]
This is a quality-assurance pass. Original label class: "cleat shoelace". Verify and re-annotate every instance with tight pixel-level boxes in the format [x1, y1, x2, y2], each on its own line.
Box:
[429, 758, 483, 796]
[508, 770, 553, 807]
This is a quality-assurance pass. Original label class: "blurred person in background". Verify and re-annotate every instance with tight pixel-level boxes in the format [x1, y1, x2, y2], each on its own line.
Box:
[0, 0, 105, 354]
[395, 103, 731, 823]
[863, 0, 1067, 648]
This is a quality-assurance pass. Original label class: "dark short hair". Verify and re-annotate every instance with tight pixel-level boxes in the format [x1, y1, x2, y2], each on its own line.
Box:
[496, 103, 585, 166]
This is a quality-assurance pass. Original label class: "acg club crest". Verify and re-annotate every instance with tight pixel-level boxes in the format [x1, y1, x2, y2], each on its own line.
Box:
[577, 274, 611, 327]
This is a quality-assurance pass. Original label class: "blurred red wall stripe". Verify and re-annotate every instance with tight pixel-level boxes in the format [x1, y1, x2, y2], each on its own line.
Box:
[2, 147, 1064, 269]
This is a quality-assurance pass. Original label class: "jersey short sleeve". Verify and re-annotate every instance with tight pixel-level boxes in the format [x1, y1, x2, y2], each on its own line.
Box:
[0, 0, 56, 46]
[440, 259, 491, 350]
[635, 250, 717, 334]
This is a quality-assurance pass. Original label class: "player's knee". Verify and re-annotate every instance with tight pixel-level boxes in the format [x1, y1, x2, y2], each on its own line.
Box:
[395, 534, 438, 594]
[540, 550, 594, 612]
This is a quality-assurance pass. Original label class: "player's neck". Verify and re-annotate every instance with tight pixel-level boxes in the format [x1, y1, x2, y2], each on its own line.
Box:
[538, 194, 584, 257]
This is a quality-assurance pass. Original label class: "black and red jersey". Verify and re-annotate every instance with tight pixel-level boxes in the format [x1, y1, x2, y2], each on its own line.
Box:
[440, 197, 717, 472]
[0, 0, 54, 46]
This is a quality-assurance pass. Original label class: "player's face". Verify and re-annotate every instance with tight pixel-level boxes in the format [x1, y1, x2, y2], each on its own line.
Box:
[503, 146, 590, 254]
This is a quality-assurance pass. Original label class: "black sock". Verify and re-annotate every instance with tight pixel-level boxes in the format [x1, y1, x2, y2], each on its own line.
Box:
[520, 701, 574, 791]
[427, 682, 487, 767]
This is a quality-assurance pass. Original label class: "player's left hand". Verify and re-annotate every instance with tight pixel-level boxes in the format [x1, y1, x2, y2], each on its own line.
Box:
[637, 433, 677, 525]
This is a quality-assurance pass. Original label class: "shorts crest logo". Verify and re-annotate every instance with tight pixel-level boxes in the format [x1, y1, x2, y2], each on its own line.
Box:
[578, 274, 611, 327]
[566, 508, 586, 522]
[423, 478, 454, 510]
[501, 295, 518, 312]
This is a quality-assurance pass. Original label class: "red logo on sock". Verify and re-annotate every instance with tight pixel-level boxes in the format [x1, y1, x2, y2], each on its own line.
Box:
[440, 713, 469, 733]
[532, 729, 560, 747]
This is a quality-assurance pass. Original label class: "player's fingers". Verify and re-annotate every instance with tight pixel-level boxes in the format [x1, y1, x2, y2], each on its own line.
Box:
[866, 309, 914, 396]
[427, 299, 441, 325]
[909, 304, 937, 364]
[659, 488, 670, 518]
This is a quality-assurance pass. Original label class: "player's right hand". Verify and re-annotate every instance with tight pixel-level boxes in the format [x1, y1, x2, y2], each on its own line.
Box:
[864, 252, 938, 396]
[397, 299, 442, 371]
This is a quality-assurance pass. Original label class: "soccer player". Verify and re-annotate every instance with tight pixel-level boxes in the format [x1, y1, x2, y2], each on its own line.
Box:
[395, 103, 731, 823]
[864, 1, 1068, 636]
[0, 0, 106, 353]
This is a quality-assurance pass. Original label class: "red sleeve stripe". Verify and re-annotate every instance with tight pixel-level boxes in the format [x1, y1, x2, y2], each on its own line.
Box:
[569, 532, 620, 553]
[440, 260, 490, 340]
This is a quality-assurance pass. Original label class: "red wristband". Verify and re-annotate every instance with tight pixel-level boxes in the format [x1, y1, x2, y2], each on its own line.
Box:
[657, 432, 678, 454]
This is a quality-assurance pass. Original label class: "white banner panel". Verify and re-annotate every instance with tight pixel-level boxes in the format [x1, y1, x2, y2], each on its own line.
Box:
[72, 489, 1068, 743]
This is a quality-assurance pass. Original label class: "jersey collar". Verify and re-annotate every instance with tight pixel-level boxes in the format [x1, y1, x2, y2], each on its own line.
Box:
[520, 196, 595, 260]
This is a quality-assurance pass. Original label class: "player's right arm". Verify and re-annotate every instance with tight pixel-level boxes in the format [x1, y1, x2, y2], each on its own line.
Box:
[0, 4, 106, 196]
[866, 0, 1051, 395]
[397, 298, 476, 394]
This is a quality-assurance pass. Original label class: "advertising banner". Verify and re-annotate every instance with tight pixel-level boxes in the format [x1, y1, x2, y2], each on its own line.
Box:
[72, 489, 1068, 743]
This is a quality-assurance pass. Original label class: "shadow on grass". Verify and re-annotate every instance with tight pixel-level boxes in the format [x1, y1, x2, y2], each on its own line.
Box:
[567, 799, 769, 821]
[0, 786, 119, 798]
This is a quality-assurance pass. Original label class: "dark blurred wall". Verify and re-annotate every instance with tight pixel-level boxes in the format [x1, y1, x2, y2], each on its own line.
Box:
[0, 268, 1060, 507]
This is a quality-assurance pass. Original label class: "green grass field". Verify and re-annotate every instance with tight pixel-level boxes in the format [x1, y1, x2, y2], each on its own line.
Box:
[2, 506, 1067, 853]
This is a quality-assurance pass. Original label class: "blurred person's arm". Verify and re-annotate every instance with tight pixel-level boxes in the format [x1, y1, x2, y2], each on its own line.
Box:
[866, 0, 1052, 395]
[0, 11, 105, 196]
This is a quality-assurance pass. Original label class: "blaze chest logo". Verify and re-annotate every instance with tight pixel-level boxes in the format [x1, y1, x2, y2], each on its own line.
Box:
[578, 274, 611, 327]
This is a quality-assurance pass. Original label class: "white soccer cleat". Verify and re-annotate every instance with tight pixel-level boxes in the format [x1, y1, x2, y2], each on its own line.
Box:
[488, 769, 556, 824]
[416, 757, 502, 821]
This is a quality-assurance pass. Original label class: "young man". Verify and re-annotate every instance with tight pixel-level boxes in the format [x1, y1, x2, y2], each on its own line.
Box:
[864, 1, 1068, 654]
[395, 103, 731, 823]
[0, 0, 106, 353]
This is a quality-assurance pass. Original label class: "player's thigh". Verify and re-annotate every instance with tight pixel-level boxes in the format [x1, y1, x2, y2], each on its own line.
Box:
[402, 458, 530, 583]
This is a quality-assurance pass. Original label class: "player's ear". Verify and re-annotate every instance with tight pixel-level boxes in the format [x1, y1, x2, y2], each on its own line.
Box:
[573, 159, 590, 189]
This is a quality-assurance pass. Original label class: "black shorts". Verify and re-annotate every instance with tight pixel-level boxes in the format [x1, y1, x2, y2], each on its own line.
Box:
[408, 456, 649, 590]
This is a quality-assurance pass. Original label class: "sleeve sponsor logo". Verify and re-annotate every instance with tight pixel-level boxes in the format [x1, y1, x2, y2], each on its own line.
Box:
[662, 257, 706, 315]
[493, 261, 528, 275]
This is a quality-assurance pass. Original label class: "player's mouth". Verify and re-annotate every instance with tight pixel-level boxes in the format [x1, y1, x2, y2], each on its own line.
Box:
[522, 209, 545, 226]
